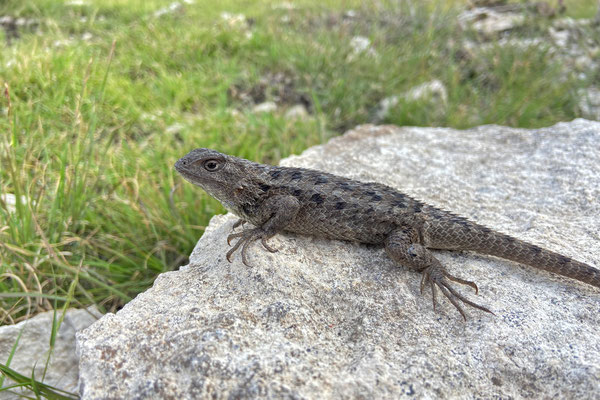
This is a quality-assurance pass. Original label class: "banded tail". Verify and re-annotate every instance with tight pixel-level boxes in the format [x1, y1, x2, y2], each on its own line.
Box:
[470, 229, 600, 288]
[425, 218, 600, 288]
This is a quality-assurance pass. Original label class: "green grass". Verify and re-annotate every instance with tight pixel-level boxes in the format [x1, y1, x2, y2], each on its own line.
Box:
[0, 0, 597, 395]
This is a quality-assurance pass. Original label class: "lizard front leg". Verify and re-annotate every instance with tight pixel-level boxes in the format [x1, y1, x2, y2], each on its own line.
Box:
[226, 195, 300, 266]
[384, 228, 493, 320]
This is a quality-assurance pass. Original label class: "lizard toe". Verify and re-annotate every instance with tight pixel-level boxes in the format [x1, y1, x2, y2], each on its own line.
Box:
[224, 227, 276, 266]
[421, 265, 493, 320]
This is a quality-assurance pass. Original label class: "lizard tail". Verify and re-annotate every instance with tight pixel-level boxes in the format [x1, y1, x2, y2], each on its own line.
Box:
[470, 230, 600, 289]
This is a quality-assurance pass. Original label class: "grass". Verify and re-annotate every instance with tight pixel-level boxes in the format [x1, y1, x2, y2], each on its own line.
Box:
[0, 0, 597, 396]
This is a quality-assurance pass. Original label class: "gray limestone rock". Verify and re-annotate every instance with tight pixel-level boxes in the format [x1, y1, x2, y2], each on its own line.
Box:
[77, 120, 600, 399]
[0, 307, 101, 399]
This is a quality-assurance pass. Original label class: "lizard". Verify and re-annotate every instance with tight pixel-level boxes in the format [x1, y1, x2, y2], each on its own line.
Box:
[174, 148, 600, 319]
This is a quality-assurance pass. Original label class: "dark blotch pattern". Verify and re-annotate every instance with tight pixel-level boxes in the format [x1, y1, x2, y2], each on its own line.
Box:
[315, 176, 328, 184]
[310, 193, 324, 204]
[291, 171, 303, 180]
[339, 182, 353, 191]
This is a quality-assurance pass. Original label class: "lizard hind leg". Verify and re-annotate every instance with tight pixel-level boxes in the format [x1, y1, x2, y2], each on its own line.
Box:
[385, 228, 493, 320]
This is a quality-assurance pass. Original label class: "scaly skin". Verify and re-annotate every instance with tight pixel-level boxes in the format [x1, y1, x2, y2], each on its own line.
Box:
[175, 148, 599, 319]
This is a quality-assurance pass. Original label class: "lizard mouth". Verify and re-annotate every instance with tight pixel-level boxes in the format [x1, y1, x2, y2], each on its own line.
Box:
[174, 159, 201, 183]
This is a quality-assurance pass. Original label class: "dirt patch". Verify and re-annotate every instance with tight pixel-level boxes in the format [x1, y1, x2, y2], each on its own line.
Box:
[0, 16, 39, 45]
[228, 71, 312, 111]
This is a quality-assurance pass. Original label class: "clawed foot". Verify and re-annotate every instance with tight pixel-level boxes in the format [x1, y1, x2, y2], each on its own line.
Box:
[226, 225, 278, 266]
[420, 265, 494, 320]
[231, 219, 246, 231]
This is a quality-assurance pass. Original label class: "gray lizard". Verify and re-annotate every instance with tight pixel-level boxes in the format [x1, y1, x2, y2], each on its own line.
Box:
[175, 148, 600, 319]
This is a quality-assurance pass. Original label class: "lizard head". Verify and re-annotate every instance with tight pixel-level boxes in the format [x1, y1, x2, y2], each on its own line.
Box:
[175, 148, 245, 203]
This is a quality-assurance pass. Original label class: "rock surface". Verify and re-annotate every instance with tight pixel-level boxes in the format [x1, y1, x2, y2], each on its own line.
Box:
[77, 120, 600, 399]
[0, 307, 101, 399]
[374, 79, 448, 122]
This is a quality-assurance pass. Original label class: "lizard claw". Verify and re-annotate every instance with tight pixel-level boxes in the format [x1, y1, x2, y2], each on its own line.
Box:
[225, 227, 277, 266]
[421, 265, 493, 320]
[231, 219, 246, 231]
[227, 231, 245, 246]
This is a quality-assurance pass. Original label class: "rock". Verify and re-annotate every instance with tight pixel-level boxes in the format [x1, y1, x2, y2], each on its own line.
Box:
[154, 2, 182, 18]
[220, 12, 247, 28]
[77, 120, 600, 399]
[272, 2, 296, 10]
[349, 35, 370, 53]
[374, 79, 448, 122]
[460, 15, 600, 82]
[165, 122, 185, 134]
[349, 36, 377, 58]
[252, 101, 277, 113]
[405, 79, 448, 105]
[373, 95, 399, 122]
[458, 7, 525, 36]
[284, 104, 309, 120]
[578, 88, 600, 120]
[548, 26, 570, 48]
[0, 193, 32, 213]
[0, 307, 101, 399]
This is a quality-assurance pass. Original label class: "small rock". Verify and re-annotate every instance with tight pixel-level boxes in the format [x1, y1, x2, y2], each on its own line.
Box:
[374, 80, 448, 122]
[0, 307, 101, 399]
[154, 2, 182, 18]
[459, 7, 525, 36]
[348, 36, 377, 59]
[405, 79, 448, 104]
[574, 55, 594, 72]
[344, 10, 357, 18]
[284, 104, 309, 120]
[553, 17, 592, 30]
[53, 38, 74, 47]
[166, 123, 185, 134]
[349, 36, 374, 56]
[273, 2, 296, 10]
[548, 27, 570, 48]
[227, 108, 243, 119]
[220, 12, 247, 28]
[374, 95, 399, 122]
[0, 193, 31, 213]
[578, 88, 600, 120]
[252, 101, 277, 113]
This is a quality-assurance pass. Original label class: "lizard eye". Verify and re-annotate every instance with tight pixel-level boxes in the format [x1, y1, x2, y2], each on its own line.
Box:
[203, 159, 222, 172]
